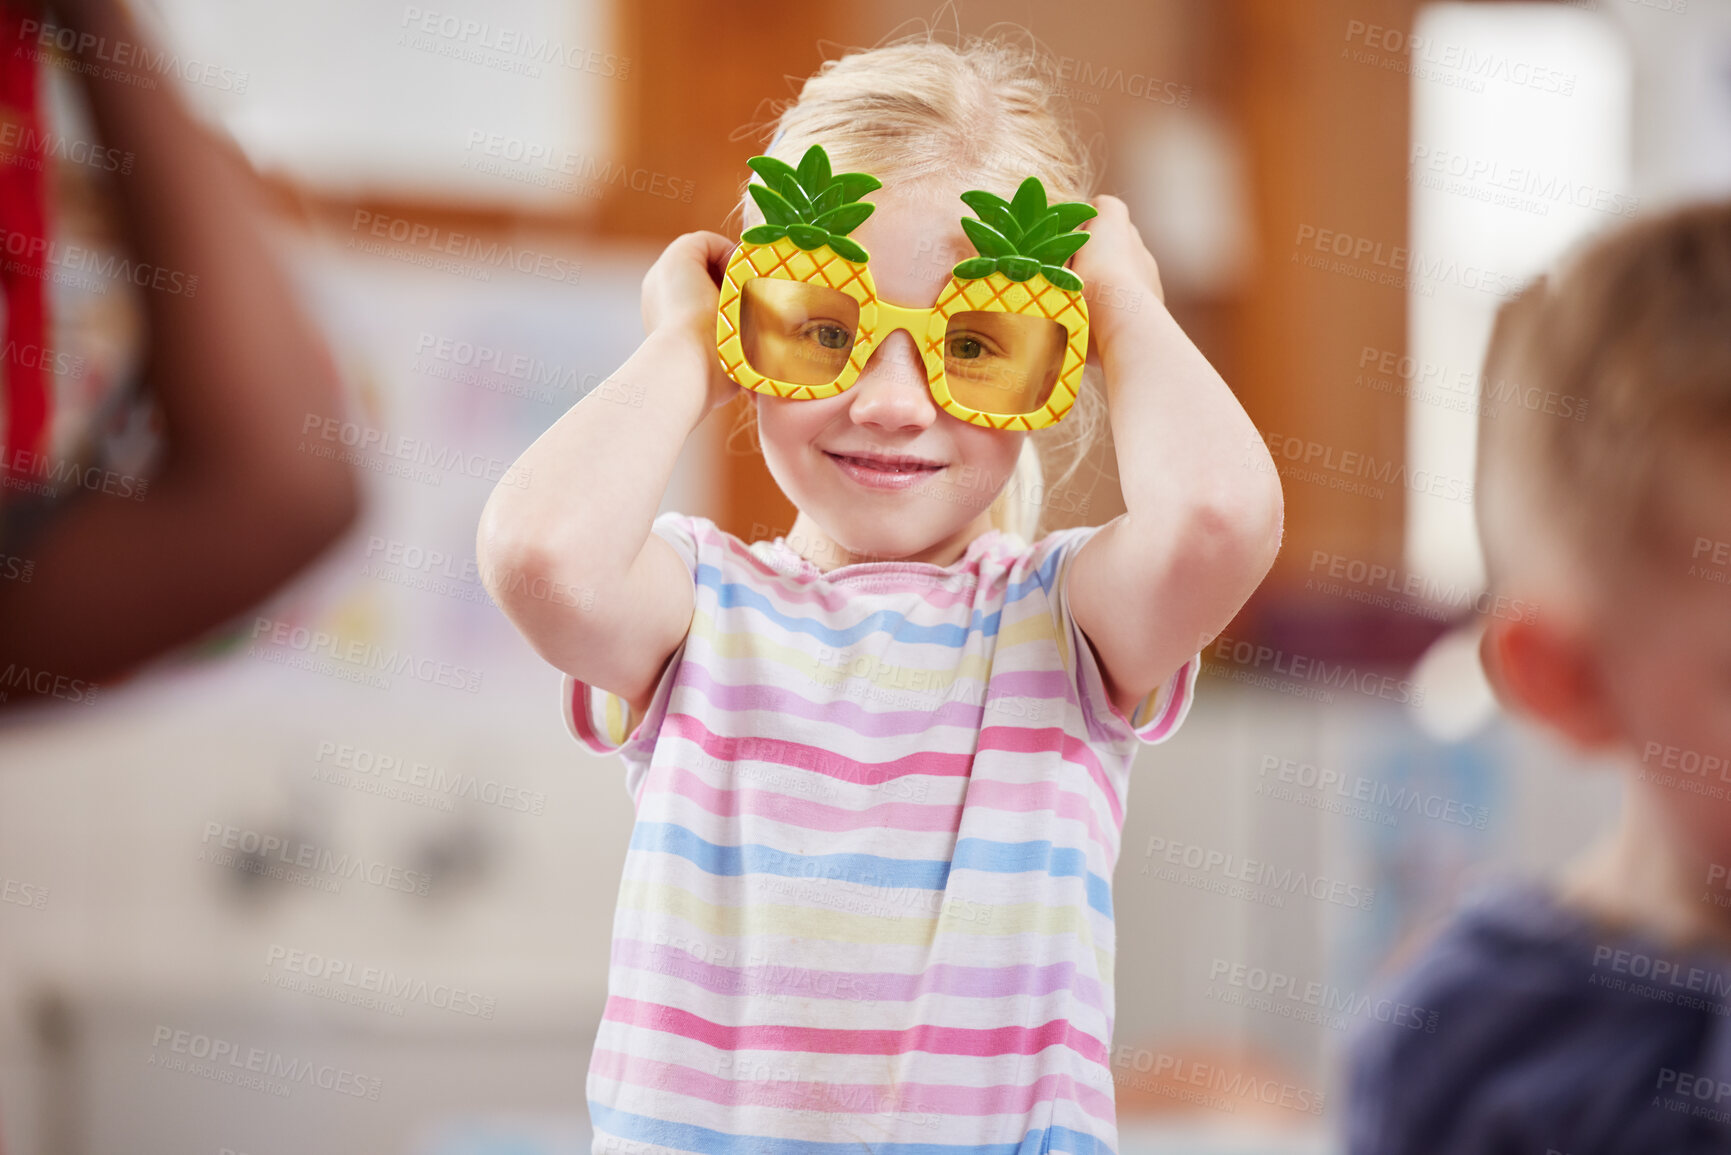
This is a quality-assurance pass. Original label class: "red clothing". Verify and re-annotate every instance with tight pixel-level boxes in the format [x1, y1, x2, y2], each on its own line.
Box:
[0, 0, 50, 484]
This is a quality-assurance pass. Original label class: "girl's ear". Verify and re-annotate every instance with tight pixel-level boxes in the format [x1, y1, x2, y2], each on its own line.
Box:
[1481, 615, 1621, 751]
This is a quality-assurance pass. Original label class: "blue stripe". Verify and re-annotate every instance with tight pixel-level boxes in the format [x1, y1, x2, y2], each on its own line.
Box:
[953, 837, 1113, 919]
[631, 821, 950, 890]
[589, 1103, 1116, 1155]
[692, 544, 1064, 650]
[630, 824, 1113, 918]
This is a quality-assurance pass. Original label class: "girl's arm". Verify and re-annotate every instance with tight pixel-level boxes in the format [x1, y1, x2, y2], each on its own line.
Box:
[476, 231, 741, 716]
[1063, 195, 1285, 718]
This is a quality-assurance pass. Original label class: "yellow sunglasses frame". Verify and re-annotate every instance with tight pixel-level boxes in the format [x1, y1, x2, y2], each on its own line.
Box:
[714, 234, 1091, 432]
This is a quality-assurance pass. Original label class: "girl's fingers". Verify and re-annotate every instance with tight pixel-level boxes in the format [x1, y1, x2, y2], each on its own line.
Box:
[1086, 194, 1125, 227]
[680, 230, 737, 282]
[642, 231, 739, 337]
[703, 233, 738, 286]
[1080, 195, 1163, 303]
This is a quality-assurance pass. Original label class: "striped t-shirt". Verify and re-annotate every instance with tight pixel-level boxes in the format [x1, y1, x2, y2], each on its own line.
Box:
[563, 512, 1200, 1155]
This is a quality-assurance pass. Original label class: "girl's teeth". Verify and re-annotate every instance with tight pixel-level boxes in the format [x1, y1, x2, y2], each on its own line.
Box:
[833, 453, 937, 474]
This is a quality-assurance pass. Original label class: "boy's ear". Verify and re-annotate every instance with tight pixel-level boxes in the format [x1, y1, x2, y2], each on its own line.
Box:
[1480, 616, 1621, 750]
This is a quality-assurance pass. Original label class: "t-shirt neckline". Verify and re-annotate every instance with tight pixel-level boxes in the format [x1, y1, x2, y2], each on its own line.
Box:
[756, 527, 1006, 579]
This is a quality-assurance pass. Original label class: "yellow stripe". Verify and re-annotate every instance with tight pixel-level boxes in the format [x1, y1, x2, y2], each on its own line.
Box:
[619, 878, 1109, 977]
[688, 602, 1059, 700]
[600, 690, 626, 745]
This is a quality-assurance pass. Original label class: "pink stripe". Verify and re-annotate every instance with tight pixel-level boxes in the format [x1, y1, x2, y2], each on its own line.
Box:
[604, 996, 1107, 1065]
[977, 723, 1122, 827]
[589, 1046, 1114, 1122]
[1139, 656, 1195, 742]
[610, 939, 1109, 1014]
[660, 713, 975, 787]
[644, 762, 1113, 859]
[648, 763, 964, 832]
[678, 663, 1096, 747]
[565, 677, 611, 755]
[677, 660, 998, 740]
[959, 778, 1112, 859]
[654, 677, 1115, 812]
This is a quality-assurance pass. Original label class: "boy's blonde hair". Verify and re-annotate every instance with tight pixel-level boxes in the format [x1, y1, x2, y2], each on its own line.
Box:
[726, 27, 1108, 545]
[1476, 200, 1731, 612]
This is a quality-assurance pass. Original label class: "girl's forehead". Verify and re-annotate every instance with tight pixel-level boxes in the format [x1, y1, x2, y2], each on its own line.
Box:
[863, 179, 972, 225]
[853, 183, 975, 284]
[855, 214, 976, 303]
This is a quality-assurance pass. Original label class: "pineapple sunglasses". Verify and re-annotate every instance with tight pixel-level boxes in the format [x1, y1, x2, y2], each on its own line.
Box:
[714, 143, 1098, 431]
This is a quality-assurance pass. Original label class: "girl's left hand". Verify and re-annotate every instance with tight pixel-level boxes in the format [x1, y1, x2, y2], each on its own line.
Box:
[1070, 194, 1166, 354]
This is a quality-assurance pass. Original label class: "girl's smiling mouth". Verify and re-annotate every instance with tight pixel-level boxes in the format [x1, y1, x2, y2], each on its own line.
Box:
[824, 450, 947, 490]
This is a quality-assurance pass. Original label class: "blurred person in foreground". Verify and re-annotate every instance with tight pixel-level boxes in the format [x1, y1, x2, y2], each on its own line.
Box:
[0, 0, 359, 709]
[1345, 201, 1731, 1152]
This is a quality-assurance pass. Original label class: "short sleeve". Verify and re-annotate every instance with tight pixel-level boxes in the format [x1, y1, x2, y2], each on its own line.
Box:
[560, 511, 700, 774]
[1037, 524, 1200, 747]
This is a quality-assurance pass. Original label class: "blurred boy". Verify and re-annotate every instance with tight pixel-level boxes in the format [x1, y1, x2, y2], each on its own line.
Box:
[1345, 202, 1731, 1153]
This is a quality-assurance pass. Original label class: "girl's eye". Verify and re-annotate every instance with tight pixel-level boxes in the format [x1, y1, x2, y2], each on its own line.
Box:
[799, 322, 852, 349]
[949, 334, 993, 360]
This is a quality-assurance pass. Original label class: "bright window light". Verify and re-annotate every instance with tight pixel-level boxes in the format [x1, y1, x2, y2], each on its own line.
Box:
[131, 0, 608, 204]
[1406, 3, 1631, 590]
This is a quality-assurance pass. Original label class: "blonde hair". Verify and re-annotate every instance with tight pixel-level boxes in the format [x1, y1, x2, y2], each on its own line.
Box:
[725, 26, 1109, 545]
[1476, 200, 1731, 612]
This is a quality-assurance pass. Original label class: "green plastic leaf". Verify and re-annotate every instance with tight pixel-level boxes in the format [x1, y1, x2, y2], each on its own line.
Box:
[744, 157, 812, 214]
[826, 235, 870, 263]
[811, 184, 845, 217]
[745, 155, 800, 189]
[748, 183, 800, 227]
[951, 256, 998, 280]
[1027, 231, 1090, 266]
[1017, 212, 1062, 251]
[796, 144, 833, 194]
[959, 188, 1012, 213]
[1050, 202, 1098, 231]
[960, 218, 1016, 259]
[1009, 176, 1048, 227]
[770, 173, 813, 215]
[1000, 256, 1039, 281]
[959, 190, 1020, 242]
[812, 202, 874, 236]
[742, 224, 788, 244]
[786, 223, 828, 249]
[1042, 265, 1083, 292]
[832, 172, 883, 202]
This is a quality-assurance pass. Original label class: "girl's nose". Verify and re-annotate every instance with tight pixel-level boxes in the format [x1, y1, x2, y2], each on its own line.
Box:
[848, 329, 936, 428]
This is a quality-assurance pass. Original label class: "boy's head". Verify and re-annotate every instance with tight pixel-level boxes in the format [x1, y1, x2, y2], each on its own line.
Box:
[729, 32, 1107, 554]
[1476, 201, 1731, 853]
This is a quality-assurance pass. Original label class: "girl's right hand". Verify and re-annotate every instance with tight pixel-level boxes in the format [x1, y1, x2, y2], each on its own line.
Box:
[641, 230, 746, 417]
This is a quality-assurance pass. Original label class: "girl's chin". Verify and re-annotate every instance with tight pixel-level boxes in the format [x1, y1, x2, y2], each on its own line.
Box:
[805, 523, 923, 565]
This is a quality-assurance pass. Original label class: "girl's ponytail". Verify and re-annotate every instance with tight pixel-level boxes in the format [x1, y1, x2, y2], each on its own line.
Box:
[988, 439, 1043, 545]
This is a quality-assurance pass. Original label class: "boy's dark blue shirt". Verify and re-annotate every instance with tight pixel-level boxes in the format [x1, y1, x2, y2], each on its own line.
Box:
[1345, 880, 1731, 1154]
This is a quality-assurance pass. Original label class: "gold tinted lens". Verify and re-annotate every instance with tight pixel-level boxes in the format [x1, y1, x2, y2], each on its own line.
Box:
[739, 278, 860, 387]
[942, 310, 1068, 416]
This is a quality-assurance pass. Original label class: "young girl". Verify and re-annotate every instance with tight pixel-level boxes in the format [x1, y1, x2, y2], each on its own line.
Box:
[479, 33, 1283, 1155]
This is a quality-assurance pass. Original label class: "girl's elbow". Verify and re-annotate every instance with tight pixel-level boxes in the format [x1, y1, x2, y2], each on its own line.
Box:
[1251, 474, 1285, 569]
[1187, 476, 1284, 582]
[475, 499, 548, 604]
[1238, 479, 1285, 583]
